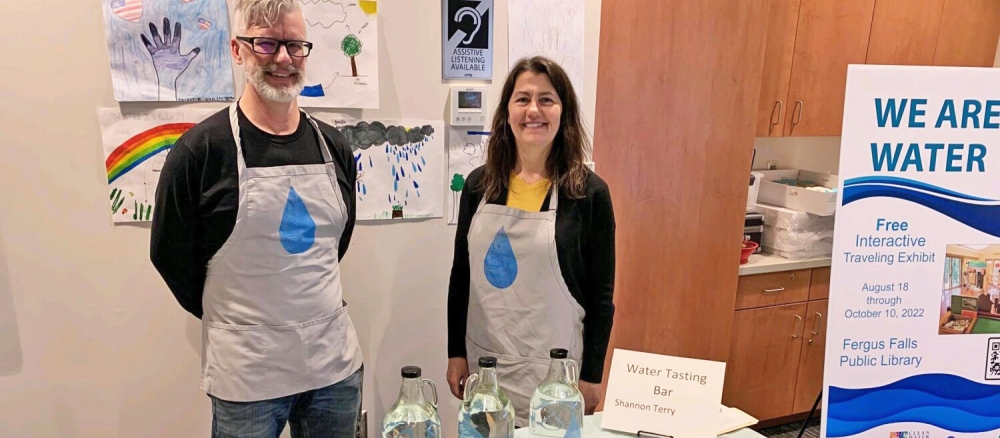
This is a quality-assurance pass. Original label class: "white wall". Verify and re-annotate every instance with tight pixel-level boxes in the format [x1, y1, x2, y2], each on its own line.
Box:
[0, 0, 602, 436]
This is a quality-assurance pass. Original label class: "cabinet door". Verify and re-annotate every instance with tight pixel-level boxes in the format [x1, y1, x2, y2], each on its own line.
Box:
[756, 0, 802, 137]
[793, 299, 828, 413]
[722, 302, 808, 421]
[784, 0, 876, 137]
[866, 0, 945, 66]
[933, 0, 1000, 67]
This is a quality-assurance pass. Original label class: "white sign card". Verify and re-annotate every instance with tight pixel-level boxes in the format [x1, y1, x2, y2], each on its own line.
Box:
[824, 64, 1000, 438]
[442, 0, 493, 79]
[601, 349, 726, 438]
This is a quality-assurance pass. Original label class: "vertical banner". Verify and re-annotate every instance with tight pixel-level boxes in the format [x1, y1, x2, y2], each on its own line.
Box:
[442, 0, 493, 79]
[824, 65, 1000, 438]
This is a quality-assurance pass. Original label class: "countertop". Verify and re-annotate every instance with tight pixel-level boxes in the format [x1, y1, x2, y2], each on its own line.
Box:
[738, 252, 831, 276]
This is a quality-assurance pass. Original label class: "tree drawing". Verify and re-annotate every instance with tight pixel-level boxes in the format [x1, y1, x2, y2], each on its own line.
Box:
[341, 34, 363, 77]
[450, 173, 466, 223]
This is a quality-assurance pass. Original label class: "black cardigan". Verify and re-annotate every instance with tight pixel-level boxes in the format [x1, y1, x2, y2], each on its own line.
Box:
[447, 166, 617, 383]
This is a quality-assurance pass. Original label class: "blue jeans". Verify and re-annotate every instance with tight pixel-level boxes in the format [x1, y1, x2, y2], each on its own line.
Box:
[210, 366, 363, 438]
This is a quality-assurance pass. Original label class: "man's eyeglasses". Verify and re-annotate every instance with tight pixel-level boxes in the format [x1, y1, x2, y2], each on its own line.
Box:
[236, 36, 313, 57]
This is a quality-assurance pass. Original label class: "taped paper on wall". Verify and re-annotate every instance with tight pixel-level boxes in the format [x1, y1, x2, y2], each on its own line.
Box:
[98, 108, 216, 224]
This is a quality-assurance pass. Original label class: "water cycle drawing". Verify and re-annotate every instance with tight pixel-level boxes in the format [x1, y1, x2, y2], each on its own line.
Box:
[328, 119, 445, 220]
[296, 0, 379, 108]
[98, 108, 216, 224]
[101, 0, 235, 102]
[447, 128, 490, 224]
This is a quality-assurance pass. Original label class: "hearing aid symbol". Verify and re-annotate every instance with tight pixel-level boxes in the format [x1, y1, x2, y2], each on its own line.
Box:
[454, 7, 482, 46]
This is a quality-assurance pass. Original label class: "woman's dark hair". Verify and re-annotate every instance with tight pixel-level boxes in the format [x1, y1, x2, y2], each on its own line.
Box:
[479, 56, 591, 201]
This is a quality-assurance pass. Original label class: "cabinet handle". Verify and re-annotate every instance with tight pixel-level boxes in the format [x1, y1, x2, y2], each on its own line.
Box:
[808, 312, 823, 345]
[770, 100, 782, 132]
[762, 287, 785, 294]
[791, 315, 803, 338]
[791, 100, 803, 126]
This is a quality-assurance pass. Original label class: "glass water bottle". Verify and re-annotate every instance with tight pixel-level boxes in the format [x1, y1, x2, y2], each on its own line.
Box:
[458, 356, 515, 438]
[529, 348, 584, 437]
[381, 366, 442, 438]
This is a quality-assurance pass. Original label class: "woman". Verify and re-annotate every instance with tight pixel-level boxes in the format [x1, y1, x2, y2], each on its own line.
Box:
[446, 56, 616, 426]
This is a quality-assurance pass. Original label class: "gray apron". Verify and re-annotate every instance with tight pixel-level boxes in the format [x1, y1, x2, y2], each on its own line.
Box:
[466, 184, 586, 427]
[199, 102, 364, 402]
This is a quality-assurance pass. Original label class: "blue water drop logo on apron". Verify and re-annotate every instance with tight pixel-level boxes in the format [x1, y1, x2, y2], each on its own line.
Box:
[279, 186, 316, 254]
[484, 227, 517, 289]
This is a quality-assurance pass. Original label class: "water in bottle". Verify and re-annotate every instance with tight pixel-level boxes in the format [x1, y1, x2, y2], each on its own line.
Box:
[458, 356, 515, 438]
[381, 366, 442, 438]
[529, 348, 584, 438]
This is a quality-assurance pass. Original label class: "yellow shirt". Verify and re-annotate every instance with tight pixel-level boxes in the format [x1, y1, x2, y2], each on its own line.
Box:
[507, 172, 552, 212]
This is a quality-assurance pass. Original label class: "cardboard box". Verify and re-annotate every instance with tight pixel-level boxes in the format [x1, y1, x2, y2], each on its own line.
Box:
[756, 170, 839, 216]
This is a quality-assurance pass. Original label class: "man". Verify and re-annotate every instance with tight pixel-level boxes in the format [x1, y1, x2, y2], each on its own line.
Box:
[150, 1, 363, 436]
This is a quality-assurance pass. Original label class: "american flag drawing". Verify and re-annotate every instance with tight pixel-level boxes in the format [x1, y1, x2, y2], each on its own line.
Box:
[198, 18, 212, 30]
[110, 0, 143, 23]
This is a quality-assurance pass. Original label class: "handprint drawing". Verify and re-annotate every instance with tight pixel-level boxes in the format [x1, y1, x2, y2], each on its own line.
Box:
[140, 18, 201, 101]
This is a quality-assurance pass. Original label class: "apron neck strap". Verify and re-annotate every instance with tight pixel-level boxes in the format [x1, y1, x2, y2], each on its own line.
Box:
[301, 112, 335, 164]
[546, 182, 559, 211]
[228, 102, 336, 175]
[228, 102, 247, 177]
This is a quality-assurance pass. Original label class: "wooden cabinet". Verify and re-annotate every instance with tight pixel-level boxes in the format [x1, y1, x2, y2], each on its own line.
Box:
[809, 267, 830, 300]
[755, 0, 875, 137]
[933, 0, 1000, 67]
[865, 0, 945, 66]
[736, 269, 811, 310]
[722, 267, 830, 422]
[784, 0, 876, 137]
[756, 0, 1000, 137]
[722, 302, 808, 420]
[755, 0, 801, 137]
[793, 299, 828, 413]
[867, 0, 1000, 67]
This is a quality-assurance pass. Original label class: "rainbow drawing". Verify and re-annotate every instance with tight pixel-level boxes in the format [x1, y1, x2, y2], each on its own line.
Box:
[105, 123, 194, 184]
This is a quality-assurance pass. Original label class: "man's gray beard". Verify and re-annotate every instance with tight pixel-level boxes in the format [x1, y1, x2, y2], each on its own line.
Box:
[248, 63, 305, 103]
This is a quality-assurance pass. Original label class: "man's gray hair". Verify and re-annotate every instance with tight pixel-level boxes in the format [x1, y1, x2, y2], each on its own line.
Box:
[232, 0, 300, 34]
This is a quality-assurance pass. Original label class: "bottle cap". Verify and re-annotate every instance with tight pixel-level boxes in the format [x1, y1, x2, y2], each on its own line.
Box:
[401, 366, 421, 378]
[550, 348, 568, 359]
[478, 356, 497, 368]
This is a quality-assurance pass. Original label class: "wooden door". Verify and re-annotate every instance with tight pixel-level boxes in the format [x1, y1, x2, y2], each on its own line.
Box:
[722, 302, 808, 421]
[784, 0, 876, 137]
[793, 299, 828, 413]
[594, 0, 770, 398]
[755, 0, 802, 137]
[865, 0, 945, 66]
[933, 0, 1000, 67]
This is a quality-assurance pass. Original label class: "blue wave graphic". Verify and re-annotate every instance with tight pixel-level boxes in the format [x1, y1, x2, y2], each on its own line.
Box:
[828, 406, 1000, 437]
[843, 176, 996, 202]
[829, 389, 1000, 421]
[829, 373, 1000, 403]
[827, 374, 1000, 437]
[842, 184, 1000, 237]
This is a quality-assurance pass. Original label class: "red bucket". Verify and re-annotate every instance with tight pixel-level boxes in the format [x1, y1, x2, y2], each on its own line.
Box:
[740, 241, 759, 264]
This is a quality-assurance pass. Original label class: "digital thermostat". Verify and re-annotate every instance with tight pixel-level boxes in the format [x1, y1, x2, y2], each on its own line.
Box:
[449, 86, 489, 126]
